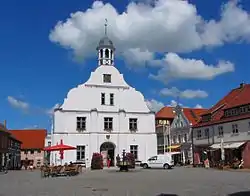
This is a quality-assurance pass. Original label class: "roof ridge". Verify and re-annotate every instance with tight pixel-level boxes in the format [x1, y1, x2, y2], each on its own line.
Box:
[226, 84, 248, 107]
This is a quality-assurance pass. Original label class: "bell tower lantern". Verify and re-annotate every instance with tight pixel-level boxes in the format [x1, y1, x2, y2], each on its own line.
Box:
[97, 19, 115, 66]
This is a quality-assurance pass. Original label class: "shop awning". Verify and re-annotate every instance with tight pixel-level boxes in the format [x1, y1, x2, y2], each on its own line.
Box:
[210, 142, 245, 149]
[167, 145, 180, 149]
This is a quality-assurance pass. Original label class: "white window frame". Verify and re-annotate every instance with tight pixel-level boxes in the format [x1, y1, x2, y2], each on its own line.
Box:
[129, 118, 138, 131]
[218, 126, 224, 137]
[76, 117, 86, 131]
[101, 93, 105, 105]
[104, 117, 113, 130]
[103, 74, 111, 83]
[130, 145, 138, 160]
[232, 124, 239, 134]
[76, 145, 85, 161]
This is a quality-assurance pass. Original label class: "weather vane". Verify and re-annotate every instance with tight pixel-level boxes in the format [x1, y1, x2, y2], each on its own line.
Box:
[104, 18, 108, 35]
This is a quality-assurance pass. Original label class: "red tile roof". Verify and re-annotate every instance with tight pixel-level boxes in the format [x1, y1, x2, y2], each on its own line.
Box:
[155, 106, 207, 125]
[183, 108, 208, 125]
[155, 107, 175, 119]
[9, 129, 47, 149]
[194, 83, 250, 127]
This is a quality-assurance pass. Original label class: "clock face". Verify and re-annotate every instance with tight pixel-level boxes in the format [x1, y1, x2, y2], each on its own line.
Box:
[103, 59, 111, 65]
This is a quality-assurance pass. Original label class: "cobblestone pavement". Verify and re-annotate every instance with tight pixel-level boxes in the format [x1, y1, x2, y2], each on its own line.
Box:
[1, 167, 250, 196]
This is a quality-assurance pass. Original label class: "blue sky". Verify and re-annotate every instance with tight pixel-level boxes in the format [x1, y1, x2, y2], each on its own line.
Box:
[1, 0, 250, 130]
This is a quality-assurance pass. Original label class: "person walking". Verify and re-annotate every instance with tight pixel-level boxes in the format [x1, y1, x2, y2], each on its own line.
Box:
[107, 155, 111, 168]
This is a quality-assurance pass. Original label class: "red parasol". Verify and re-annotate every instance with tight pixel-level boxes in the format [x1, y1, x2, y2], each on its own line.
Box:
[43, 139, 76, 152]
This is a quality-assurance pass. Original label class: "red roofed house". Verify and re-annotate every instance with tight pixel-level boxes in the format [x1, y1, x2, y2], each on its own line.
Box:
[192, 83, 250, 168]
[9, 129, 47, 169]
[155, 105, 207, 165]
[155, 106, 175, 154]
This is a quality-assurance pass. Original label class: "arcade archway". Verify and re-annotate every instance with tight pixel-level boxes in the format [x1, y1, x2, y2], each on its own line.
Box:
[100, 142, 115, 167]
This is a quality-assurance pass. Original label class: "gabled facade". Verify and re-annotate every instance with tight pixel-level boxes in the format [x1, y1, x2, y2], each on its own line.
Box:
[51, 26, 157, 167]
[155, 107, 175, 154]
[192, 83, 250, 167]
[170, 106, 207, 164]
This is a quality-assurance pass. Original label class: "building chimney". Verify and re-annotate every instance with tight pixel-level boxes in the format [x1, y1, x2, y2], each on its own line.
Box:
[240, 82, 245, 88]
[4, 120, 6, 128]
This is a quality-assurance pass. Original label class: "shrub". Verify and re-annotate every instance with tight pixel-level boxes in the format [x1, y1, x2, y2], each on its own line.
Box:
[91, 153, 103, 170]
[126, 153, 135, 169]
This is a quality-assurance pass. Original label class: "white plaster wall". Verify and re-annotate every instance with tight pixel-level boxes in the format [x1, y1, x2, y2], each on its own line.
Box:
[61, 66, 150, 113]
[193, 118, 250, 145]
[52, 64, 157, 167]
[54, 111, 155, 134]
[52, 133, 157, 167]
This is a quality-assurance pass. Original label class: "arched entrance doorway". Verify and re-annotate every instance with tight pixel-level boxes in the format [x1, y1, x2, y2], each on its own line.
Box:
[100, 142, 115, 167]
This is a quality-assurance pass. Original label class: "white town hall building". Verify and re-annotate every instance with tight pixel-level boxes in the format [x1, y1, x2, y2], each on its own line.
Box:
[51, 26, 157, 167]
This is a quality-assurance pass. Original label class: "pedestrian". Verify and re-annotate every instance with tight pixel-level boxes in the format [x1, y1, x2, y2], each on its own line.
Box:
[107, 155, 111, 168]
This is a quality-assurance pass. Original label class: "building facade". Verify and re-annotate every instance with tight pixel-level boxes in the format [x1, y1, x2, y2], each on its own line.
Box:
[192, 83, 250, 167]
[10, 129, 47, 168]
[51, 29, 157, 167]
[155, 107, 175, 154]
[155, 106, 207, 164]
[170, 105, 207, 164]
[0, 123, 9, 170]
[8, 134, 22, 170]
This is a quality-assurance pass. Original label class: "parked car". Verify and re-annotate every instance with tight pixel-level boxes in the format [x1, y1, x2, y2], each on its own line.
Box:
[140, 154, 174, 169]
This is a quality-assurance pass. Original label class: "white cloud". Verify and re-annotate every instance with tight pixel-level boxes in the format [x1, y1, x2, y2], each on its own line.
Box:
[122, 48, 155, 68]
[7, 96, 60, 116]
[195, 104, 203, 108]
[146, 99, 164, 112]
[7, 96, 29, 111]
[160, 87, 208, 99]
[49, 0, 250, 63]
[201, 1, 250, 46]
[150, 53, 234, 83]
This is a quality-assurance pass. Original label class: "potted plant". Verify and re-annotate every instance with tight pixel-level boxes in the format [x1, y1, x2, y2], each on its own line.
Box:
[126, 153, 135, 169]
[91, 153, 103, 170]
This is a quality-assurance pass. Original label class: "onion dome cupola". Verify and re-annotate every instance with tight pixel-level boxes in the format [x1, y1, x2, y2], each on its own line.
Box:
[97, 19, 115, 66]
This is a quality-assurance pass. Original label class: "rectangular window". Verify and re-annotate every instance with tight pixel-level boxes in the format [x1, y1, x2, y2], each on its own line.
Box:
[184, 134, 188, 142]
[101, 93, 105, 105]
[76, 145, 85, 161]
[205, 128, 209, 137]
[76, 117, 86, 130]
[197, 130, 202, 139]
[110, 93, 114, 105]
[48, 141, 51, 146]
[173, 135, 177, 144]
[130, 145, 138, 160]
[178, 135, 181, 143]
[104, 117, 113, 130]
[129, 118, 138, 131]
[30, 150, 34, 154]
[103, 74, 111, 83]
[232, 124, 239, 134]
[218, 126, 224, 137]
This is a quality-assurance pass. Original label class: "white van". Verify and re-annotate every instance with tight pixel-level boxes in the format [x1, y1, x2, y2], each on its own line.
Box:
[140, 154, 174, 169]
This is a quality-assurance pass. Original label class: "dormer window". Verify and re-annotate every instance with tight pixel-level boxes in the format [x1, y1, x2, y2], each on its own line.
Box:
[103, 74, 111, 83]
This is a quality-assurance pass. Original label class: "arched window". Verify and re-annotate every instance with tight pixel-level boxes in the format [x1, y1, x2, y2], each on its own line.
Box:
[100, 49, 103, 58]
[110, 50, 113, 59]
[105, 49, 109, 58]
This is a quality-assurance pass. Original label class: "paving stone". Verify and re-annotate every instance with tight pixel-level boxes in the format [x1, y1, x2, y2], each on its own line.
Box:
[0, 167, 250, 196]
